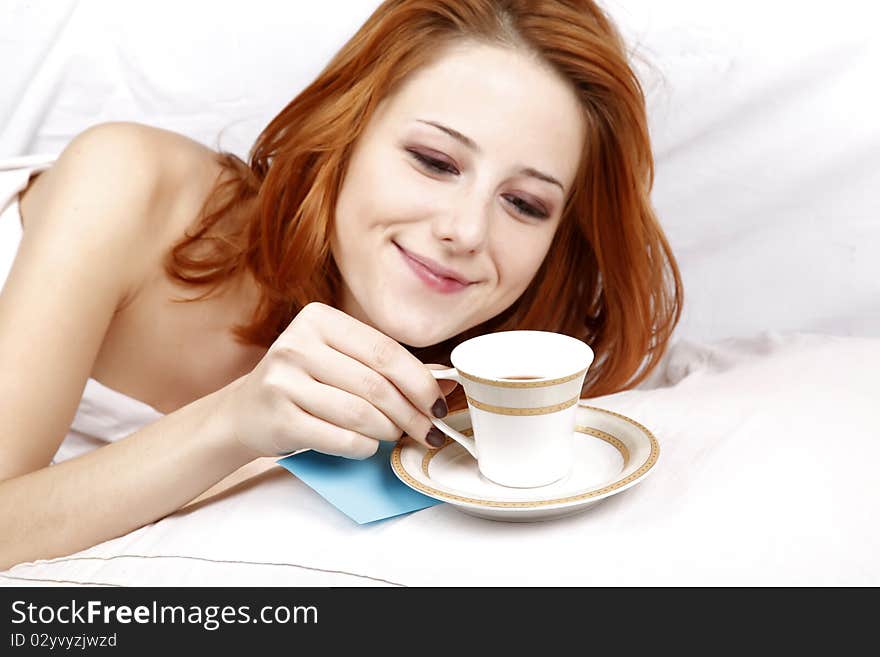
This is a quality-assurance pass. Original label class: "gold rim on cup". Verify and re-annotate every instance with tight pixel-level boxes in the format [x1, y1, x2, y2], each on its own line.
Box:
[466, 395, 580, 416]
[456, 367, 588, 388]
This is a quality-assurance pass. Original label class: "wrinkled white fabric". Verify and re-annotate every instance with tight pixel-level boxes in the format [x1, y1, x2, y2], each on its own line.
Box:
[3, 332, 878, 586]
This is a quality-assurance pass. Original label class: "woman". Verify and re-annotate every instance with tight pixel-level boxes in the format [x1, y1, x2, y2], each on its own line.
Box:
[0, 0, 682, 569]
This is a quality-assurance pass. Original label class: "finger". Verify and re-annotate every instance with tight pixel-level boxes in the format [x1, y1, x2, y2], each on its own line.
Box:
[287, 370, 403, 443]
[301, 303, 448, 420]
[285, 404, 380, 460]
[297, 344, 443, 450]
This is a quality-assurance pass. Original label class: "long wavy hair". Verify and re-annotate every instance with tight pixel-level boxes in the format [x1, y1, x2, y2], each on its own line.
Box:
[165, 0, 683, 412]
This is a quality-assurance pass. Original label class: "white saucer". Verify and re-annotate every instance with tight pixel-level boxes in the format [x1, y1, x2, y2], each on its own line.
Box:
[391, 403, 660, 522]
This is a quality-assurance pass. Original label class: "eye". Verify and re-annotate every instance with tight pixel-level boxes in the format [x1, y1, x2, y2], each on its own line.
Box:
[408, 149, 458, 175]
[407, 148, 549, 220]
[502, 194, 548, 219]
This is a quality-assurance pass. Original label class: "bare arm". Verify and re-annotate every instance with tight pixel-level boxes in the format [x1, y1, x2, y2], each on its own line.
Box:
[0, 123, 255, 569]
[0, 384, 255, 570]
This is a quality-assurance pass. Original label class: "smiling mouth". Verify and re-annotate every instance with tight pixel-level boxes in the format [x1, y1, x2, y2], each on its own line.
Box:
[394, 242, 472, 284]
[394, 242, 473, 294]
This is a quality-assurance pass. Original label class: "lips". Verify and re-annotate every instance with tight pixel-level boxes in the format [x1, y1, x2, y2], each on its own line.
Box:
[393, 243, 473, 285]
[394, 242, 475, 294]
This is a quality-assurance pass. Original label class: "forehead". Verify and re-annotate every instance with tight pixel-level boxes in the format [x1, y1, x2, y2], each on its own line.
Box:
[375, 41, 587, 184]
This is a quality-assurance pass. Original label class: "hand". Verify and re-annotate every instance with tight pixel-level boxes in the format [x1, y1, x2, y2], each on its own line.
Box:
[219, 302, 459, 460]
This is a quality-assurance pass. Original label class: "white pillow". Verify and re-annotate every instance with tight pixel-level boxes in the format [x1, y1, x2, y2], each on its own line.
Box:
[609, 0, 880, 341]
[0, 0, 379, 157]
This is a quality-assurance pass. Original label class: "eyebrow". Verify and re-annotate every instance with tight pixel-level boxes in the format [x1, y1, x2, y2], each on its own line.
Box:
[415, 119, 566, 193]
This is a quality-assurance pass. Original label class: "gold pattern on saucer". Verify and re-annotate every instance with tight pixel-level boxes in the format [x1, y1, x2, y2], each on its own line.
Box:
[590, 429, 630, 466]
[466, 395, 579, 416]
[421, 426, 629, 478]
[457, 368, 587, 388]
[422, 428, 473, 477]
[390, 404, 659, 509]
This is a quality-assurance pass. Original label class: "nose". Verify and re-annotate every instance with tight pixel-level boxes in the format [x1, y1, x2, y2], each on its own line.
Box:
[430, 189, 491, 254]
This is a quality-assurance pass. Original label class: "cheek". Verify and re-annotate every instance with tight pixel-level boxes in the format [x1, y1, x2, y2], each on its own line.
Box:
[339, 157, 431, 230]
[495, 231, 555, 293]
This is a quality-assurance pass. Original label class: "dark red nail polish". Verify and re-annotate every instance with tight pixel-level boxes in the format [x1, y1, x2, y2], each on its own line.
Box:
[426, 427, 446, 447]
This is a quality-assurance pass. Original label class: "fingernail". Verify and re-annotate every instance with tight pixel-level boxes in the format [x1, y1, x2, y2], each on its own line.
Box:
[426, 427, 446, 448]
[431, 397, 448, 419]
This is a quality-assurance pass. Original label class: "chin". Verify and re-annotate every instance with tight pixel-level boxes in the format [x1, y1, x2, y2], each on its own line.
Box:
[373, 308, 457, 349]
[387, 323, 449, 350]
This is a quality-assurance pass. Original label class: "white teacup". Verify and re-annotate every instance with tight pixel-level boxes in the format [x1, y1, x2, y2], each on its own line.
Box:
[430, 330, 594, 488]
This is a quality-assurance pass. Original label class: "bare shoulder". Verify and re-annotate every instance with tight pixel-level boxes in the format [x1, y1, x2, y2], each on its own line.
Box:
[14, 121, 229, 317]
[20, 121, 224, 241]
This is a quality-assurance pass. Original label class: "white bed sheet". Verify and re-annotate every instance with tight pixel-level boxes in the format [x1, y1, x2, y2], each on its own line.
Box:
[4, 332, 878, 586]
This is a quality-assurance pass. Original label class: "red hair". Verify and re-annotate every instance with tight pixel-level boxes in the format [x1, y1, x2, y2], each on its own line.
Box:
[166, 0, 683, 411]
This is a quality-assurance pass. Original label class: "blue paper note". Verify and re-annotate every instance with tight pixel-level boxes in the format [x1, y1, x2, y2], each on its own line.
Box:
[276, 441, 443, 524]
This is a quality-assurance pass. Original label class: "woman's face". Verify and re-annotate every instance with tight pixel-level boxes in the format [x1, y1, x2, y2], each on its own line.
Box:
[331, 41, 586, 347]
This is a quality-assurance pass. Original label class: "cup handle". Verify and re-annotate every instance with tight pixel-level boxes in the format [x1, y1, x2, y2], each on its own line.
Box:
[428, 368, 477, 459]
